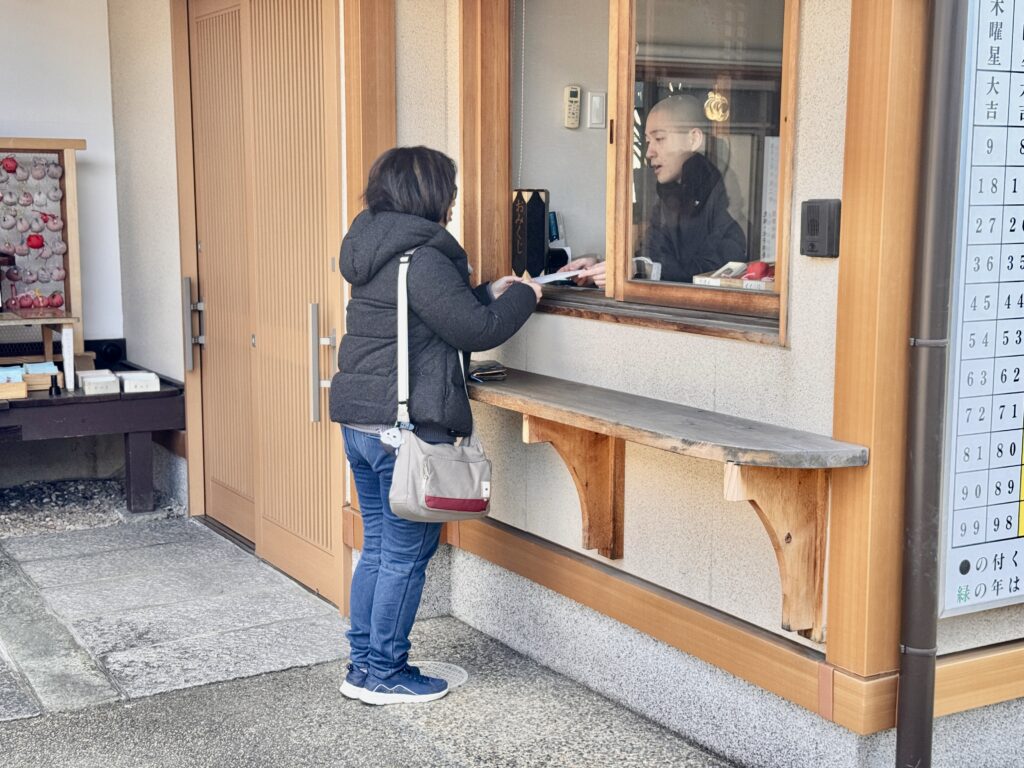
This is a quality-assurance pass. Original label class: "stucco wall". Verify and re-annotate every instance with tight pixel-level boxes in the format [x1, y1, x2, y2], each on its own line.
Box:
[395, 0, 462, 237]
[109, 0, 187, 378]
[0, 0, 124, 341]
[107, 0, 185, 379]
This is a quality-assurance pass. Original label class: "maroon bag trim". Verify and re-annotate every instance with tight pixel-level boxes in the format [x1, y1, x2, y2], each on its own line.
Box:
[424, 495, 488, 513]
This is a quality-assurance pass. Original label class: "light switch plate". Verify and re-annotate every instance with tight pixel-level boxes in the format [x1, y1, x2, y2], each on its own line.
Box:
[587, 91, 607, 128]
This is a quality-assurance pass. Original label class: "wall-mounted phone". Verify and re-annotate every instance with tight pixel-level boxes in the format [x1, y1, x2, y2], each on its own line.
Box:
[563, 85, 581, 129]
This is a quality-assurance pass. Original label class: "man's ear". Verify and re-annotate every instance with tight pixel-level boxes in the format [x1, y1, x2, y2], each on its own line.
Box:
[688, 127, 705, 153]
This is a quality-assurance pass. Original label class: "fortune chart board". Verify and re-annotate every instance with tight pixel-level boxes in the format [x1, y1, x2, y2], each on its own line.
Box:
[942, 0, 1024, 616]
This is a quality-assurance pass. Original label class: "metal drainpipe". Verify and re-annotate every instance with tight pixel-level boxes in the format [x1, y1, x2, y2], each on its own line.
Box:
[897, 2, 967, 767]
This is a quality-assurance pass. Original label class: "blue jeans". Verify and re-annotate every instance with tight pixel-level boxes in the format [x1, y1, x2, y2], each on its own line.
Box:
[343, 427, 442, 677]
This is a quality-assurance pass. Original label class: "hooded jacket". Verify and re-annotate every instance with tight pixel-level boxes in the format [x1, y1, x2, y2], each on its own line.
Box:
[329, 210, 537, 440]
[639, 153, 747, 282]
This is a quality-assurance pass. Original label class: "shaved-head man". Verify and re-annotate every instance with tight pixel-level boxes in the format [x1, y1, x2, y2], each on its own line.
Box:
[562, 94, 746, 287]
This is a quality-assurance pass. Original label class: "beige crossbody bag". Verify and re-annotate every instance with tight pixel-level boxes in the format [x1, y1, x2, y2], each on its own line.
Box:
[386, 249, 492, 523]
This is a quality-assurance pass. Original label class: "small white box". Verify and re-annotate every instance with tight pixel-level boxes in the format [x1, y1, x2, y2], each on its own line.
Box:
[116, 371, 160, 393]
[77, 369, 114, 388]
[82, 375, 120, 396]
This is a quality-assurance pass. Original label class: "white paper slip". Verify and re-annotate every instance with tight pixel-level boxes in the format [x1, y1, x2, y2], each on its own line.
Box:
[532, 269, 584, 285]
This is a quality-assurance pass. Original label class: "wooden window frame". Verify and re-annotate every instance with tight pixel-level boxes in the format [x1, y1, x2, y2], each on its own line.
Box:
[462, 0, 799, 342]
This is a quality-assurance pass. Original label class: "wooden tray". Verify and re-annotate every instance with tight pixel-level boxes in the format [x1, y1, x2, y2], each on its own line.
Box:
[24, 371, 65, 392]
[0, 380, 28, 400]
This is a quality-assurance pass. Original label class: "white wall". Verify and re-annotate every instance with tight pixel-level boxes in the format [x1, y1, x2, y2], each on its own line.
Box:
[0, 0, 123, 341]
[510, 0, 609, 257]
[107, 0, 184, 378]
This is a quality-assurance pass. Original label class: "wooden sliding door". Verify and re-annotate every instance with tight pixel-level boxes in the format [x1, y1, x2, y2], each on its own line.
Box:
[189, 0, 256, 540]
[187, 0, 345, 604]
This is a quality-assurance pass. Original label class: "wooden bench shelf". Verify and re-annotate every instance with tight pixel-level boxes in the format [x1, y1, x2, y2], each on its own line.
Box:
[0, 381, 185, 512]
[468, 368, 868, 641]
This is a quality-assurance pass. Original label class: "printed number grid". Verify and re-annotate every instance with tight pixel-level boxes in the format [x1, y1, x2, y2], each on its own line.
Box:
[948, 0, 1024, 613]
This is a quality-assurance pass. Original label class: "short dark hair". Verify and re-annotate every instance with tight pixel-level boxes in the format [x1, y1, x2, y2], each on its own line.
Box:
[363, 146, 457, 223]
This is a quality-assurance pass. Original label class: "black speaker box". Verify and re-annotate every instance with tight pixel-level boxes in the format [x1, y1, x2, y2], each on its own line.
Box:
[800, 199, 841, 257]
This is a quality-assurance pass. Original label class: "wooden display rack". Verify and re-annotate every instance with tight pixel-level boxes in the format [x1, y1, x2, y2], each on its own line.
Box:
[0, 138, 86, 359]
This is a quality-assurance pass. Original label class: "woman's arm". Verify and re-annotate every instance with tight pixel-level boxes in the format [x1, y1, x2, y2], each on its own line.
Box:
[407, 250, 538, 351]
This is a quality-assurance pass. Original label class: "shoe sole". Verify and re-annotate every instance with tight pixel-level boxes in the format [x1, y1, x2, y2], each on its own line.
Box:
[358, 687, 449, 705]
[339, 681, 363, 699]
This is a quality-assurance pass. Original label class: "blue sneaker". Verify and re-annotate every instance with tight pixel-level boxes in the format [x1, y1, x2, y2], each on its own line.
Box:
[340, 663, 367, 699]
[359, 664, 449, 705]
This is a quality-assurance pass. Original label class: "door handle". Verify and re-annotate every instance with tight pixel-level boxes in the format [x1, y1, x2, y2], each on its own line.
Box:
[309, 303, 337, 422]
[182, 277, 206, 372]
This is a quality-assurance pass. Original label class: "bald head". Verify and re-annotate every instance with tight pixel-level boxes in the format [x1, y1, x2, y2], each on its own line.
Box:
[648, 95, 706, 130]
[644, 96, 706, 184]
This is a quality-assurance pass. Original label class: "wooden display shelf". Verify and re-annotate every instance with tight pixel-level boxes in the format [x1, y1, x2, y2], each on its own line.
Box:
[0, 137, 86, 356]
[0, 311, 79, 327]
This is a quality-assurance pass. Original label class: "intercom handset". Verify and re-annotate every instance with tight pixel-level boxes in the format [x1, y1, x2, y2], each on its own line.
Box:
[563, 85, 581, 129]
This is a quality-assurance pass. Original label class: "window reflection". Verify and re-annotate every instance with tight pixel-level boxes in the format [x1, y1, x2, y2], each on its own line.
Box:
[632, 0, 784, 290]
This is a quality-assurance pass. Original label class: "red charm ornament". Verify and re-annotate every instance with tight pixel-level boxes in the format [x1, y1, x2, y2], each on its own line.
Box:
[26, 233, 44, 249]
[1, 157, 17, 173]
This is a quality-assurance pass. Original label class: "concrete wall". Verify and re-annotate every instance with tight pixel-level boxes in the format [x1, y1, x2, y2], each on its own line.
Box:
[107, 0, 185, 379]
[0, 0, 124, 341]
[0, 437, 123, 489]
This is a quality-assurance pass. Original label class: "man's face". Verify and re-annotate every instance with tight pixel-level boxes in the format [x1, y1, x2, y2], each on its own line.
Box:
[644, 110, 699, 184]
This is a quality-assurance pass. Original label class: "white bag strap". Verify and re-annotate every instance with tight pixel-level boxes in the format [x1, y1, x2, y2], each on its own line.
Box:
[395, 247, 472, 433]
[396, 249, 416, 426]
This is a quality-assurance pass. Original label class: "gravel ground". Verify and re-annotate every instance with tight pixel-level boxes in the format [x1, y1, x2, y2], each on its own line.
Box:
[0, 480, 185, 539]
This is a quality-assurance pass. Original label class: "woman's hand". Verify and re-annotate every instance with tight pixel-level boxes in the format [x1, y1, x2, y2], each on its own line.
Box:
[489, 275, 521, 299]
[560, 257, 606, 288]
[520, 275, 543, 302]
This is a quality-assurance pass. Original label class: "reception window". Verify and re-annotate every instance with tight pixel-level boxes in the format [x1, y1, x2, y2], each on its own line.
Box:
[502, 0, 796, 330]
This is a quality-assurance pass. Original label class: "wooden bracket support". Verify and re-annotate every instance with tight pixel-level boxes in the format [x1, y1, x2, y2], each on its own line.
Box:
[523, 414, 625, 559]
[724, 463, 829, 642]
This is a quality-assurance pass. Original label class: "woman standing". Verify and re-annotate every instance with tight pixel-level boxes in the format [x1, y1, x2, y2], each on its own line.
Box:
[329, 146, 540, 705]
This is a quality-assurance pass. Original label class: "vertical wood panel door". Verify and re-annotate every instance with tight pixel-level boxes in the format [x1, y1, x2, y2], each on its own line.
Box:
[188, 0, 345, 604]
[248, 0, 344, 605]
[189, 0, 257, 541]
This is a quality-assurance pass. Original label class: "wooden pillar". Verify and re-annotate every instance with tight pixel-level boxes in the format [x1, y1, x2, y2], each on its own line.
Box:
[827, 0, 929, 676]
[460, 0, 510, 283]
[343, 0, 397, 228]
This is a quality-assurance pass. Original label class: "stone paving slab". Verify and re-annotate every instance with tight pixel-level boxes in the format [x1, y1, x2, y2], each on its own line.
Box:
[0, 548, 120, 716]
[0, 549, 120, 714]
[101, 612, 347, 698]
[2, 518, 206, 563]
[39, 557, 288, 620]
[0, 555, 43, 620]
[0, 661, 39, 724]
[18, 536, 254, 589]
[69, 585, 337, 656]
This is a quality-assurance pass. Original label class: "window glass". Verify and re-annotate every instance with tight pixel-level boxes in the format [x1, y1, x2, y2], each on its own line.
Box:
[631, 0, 785, 291]
[510, 0, 609, 279]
